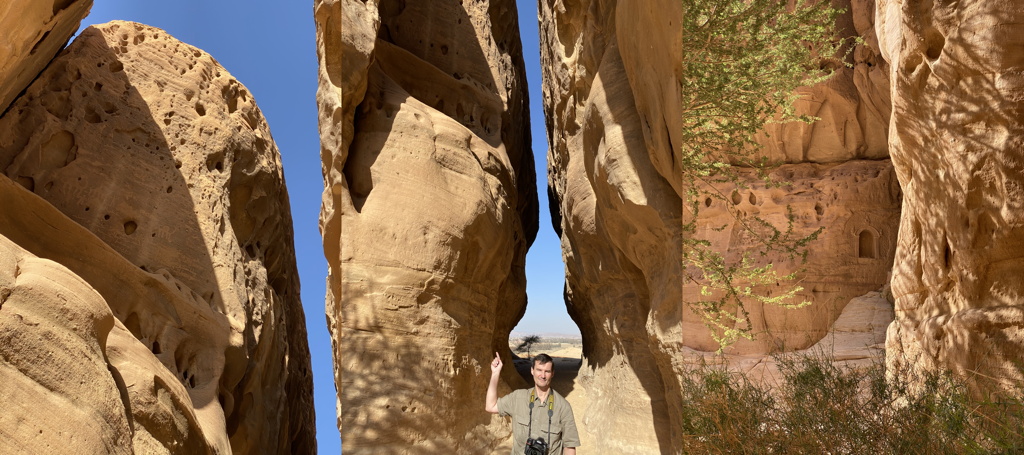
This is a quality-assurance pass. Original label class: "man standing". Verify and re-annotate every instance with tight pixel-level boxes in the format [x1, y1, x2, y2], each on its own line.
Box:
[485, 352, 580, 454]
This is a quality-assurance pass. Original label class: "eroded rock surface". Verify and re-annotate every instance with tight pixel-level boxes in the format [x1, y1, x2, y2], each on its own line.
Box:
[754, 0, 891, 165]
[324, 0, 537, 452]
[681, 0, 897, 356]
[878, 0, 1024, 392]
[0, 21, 314, 453]
[682, 161, 901, 354]
[0, 233, 132, 455]
[540, 0, 684, 451]
[542, 0, 896, 452]
[0, 0, 92, 114]
[719, 287, 895, 384]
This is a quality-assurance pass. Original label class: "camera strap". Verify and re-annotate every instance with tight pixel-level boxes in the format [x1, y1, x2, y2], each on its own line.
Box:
[528, 389, 555, 451]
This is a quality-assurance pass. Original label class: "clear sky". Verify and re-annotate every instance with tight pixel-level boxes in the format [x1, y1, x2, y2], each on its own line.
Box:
[514, 1, 580, 340]
[75, 1, 576, 453]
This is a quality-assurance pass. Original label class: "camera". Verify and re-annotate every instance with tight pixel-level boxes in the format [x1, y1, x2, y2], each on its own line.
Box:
[524, 437, 548, 455]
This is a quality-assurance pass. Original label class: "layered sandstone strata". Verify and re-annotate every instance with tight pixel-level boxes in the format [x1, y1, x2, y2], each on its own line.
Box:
[877, 0, 1024, 392]
[0, 21, 314, 453]
[0, 231, 133, 455]
[323, 0, 537, 451]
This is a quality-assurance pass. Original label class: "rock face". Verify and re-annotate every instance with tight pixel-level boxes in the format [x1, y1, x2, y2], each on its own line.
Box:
[877, 0, 1024, 392]
[541, 0, 896, 452]
[719, 287, 896, 383]
[753, 0, 892, 165]
[680, 0, 898, 355]
[0, 232, 133, 455]
[0, 21, 314, 453]
[539, 0, 684, 451]
[324, 0, 537, 452]
[682, 161, 901, 355]
[0, 0, 92, 114]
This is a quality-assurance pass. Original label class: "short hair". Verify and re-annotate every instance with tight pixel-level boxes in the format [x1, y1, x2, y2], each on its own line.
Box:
[532, 353, 554, 367]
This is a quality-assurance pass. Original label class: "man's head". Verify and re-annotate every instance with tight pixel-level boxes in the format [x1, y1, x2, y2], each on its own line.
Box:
[531, 354, 554, 391]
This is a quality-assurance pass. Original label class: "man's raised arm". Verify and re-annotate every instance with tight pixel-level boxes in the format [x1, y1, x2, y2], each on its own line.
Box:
[485, 351, 502, 414]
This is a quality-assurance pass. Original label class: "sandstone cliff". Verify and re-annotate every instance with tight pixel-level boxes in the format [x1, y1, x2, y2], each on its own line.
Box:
[0, 21, 314, 453]
[541, 0, 897, 452]
[680, 0, 898, 356]
[878, 0, 1024, 393]
[539, 0, 684, 451]
[324, 0, 538, 452]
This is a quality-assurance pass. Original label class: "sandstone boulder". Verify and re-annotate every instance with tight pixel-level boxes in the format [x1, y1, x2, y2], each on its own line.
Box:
[0, 176, 229, 453]
[325, 0, 537, 452]
[0, 0, 92, 114]
[878, 0, 1024, 393]
[0, 21, 314, 453]
[0, 233, 133, 455]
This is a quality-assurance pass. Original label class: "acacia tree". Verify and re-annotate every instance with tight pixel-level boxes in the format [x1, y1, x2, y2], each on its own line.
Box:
[681, 0, 846, 347]
[515, 335, 542, 358]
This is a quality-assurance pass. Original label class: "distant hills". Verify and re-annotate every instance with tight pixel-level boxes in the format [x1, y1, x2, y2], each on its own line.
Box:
[510, 331, 582, 340]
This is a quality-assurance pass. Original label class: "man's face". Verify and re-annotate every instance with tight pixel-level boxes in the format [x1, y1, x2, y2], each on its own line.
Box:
[531, 361, 554, 389]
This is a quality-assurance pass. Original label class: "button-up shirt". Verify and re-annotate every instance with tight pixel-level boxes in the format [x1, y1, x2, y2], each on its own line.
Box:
[497, 388, 580, 454]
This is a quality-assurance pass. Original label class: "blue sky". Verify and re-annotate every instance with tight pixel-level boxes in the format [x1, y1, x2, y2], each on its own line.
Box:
[75, 1, 574, 452]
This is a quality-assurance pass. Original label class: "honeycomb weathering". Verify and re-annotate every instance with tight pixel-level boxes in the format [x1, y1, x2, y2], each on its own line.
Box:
[0, 21, 314, 454]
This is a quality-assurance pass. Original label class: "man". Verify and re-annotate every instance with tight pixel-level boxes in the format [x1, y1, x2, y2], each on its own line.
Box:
[485, 352, 580, 454]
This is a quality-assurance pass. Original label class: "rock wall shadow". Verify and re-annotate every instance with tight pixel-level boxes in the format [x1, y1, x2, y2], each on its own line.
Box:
[341, 271, 521, 454]
[887, 3, 1024, 393]
[340, 0, 536, 452]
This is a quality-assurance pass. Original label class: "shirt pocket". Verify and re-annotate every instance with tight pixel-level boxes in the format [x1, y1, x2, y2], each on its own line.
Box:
[538, 420, 563, 446]
[514, 417, 532, 441]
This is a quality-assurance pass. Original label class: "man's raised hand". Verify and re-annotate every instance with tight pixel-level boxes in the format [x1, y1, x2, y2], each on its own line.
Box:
[490, 352, 503, 375]
[485, 351, 502, 413]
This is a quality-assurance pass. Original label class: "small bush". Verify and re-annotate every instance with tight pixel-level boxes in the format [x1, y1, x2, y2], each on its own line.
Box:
[679, 355, 1024, 454]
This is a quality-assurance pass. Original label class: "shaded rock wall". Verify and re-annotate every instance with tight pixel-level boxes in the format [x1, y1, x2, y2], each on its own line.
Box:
[878, 0, 1024, 392]
[0, 21, 314, 454]
[325, 0, 537, 452]
[540, 0, 684, 452]
[0, 0, 92, 114]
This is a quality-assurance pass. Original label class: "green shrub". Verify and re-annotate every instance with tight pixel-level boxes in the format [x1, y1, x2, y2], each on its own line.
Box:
[679, 354, 1024, 454]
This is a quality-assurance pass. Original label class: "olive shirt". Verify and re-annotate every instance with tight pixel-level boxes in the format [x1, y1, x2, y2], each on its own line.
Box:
[497, 388, 580, 454]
